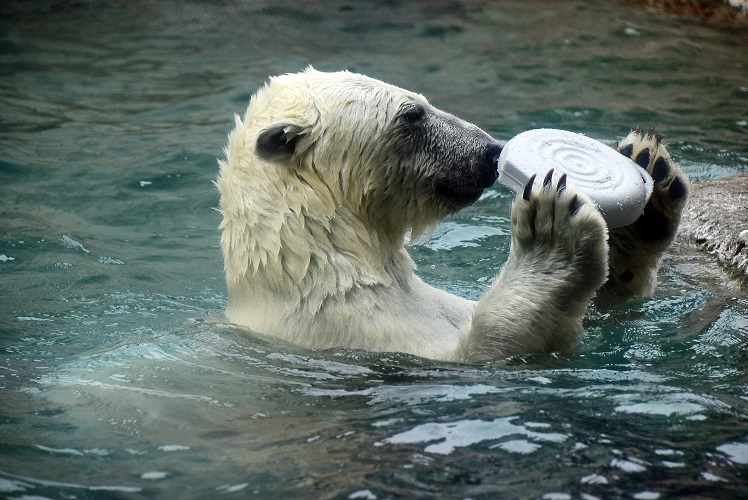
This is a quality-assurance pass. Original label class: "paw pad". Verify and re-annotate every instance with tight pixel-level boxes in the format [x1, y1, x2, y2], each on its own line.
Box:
[635, 149, 650, 169]
[668, 176, 687, 201]
[652, 156, 670, 182]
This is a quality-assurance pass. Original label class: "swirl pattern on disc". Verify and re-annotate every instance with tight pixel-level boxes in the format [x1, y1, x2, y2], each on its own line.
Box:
[534, 135, 626, 193]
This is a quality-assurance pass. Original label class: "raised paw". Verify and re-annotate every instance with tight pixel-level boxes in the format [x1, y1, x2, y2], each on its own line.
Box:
[464, 170, 610, 360]
[510, 169, 609, 295]
[599, 126, 691, 304]
[615, 126, 689, 245]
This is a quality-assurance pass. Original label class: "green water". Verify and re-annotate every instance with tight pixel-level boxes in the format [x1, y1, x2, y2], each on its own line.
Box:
[1, 0, 747, 498]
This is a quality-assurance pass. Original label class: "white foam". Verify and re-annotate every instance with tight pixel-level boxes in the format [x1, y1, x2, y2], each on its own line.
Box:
[717, 441, 748, 464]
[381, 416, 567, 455]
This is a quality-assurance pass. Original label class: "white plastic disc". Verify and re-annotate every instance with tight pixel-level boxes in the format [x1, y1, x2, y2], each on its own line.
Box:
[497, 128, 654, 228]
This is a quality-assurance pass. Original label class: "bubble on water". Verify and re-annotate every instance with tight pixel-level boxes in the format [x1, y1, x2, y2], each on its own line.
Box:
[716, 441, 748, 464]
[141, 471, 169, 480]
[216, 483, 248, 493]
[35, 445, 83, 456]
[580, 474, 608, 485]
[701, 471, 727, 482]
[661, 461, 685, 468]
[61, 235, 89, 253]
[348, 490, 377, 500]
[0, 478, 29, 493]
[542, 493, 571, 500]
[492, 439, 542, 454]
[633, 492, 660, 500]
[158, 445, 190, 452]
[610, 458, 647, 473]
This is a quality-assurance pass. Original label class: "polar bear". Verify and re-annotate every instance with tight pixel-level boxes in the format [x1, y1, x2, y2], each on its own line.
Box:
[217, 68, 689, 362]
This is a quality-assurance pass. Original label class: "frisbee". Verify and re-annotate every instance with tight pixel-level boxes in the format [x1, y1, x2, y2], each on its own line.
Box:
[497, 128, 654, 228]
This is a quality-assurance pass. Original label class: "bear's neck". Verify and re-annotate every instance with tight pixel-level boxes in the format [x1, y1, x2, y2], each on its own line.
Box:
[222, 196, 416, 314]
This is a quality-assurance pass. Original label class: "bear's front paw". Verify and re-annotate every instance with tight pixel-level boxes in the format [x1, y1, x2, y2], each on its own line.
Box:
[599, 127, 691, 303]
[510, 169, 609, 295]
[464, 170, 609, 359]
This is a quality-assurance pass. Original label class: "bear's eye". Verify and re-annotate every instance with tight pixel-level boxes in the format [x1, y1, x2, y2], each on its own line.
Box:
[398, 103, 426, 124]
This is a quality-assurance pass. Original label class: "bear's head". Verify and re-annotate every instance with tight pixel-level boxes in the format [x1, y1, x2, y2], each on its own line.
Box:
[230, 68, 501, 244]
[219, 68, 503, 297]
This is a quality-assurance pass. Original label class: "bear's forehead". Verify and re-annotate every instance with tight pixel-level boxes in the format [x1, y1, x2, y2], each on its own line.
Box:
[317, 77, 424, 106]
[269, 70, 428, 109]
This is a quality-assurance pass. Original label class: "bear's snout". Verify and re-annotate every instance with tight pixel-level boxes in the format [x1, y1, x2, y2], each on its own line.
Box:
[432, 138, 502, 211]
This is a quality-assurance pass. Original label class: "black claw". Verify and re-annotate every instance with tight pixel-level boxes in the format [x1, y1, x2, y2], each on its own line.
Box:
[647, 126, 655, 139]
[569, 194, 580, 216]
[652, 157, 669, 182]
[612, 141, 619, 150]
[668, 176, 687, 201]
[543, 169, 554, 190]
[523, 173, 536, 201]
[619, 144, 633, 158]
[635, 149, 651, 169]
[557, 173, 567, 195]
[635, 125, 642, 135]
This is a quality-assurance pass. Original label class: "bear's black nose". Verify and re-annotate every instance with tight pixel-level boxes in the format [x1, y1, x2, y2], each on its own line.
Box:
[487, 141, 503, 164]
[481, 141, 503, 187]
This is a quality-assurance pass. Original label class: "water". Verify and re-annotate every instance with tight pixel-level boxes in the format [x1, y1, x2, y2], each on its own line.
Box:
[1, 0, 747, 498]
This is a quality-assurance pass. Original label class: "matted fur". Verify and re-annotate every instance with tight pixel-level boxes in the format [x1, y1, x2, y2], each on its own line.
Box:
[217, 68, 688, 362]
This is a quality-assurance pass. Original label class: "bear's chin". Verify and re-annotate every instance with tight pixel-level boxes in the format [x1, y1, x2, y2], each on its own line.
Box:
[435, 185, 485, 211]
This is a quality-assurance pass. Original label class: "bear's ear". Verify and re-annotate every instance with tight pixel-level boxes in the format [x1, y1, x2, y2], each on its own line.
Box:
[254, 123, 308, 162]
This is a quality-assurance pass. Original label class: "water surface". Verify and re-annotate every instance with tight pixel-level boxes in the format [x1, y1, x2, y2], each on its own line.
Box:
[1, 1, 747, 498]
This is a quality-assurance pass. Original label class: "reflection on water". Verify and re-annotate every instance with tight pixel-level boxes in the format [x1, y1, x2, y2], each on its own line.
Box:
[1, 0, 747, 498]
[379, 417, 569, 455]
[7, 322, 747, 497]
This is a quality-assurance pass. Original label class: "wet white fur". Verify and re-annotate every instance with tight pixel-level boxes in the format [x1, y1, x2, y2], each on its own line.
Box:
[217, 68, 610, 362]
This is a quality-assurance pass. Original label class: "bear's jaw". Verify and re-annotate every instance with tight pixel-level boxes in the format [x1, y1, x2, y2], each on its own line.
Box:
[431, 157, 500, 212]
[434, 184, 486, 212]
